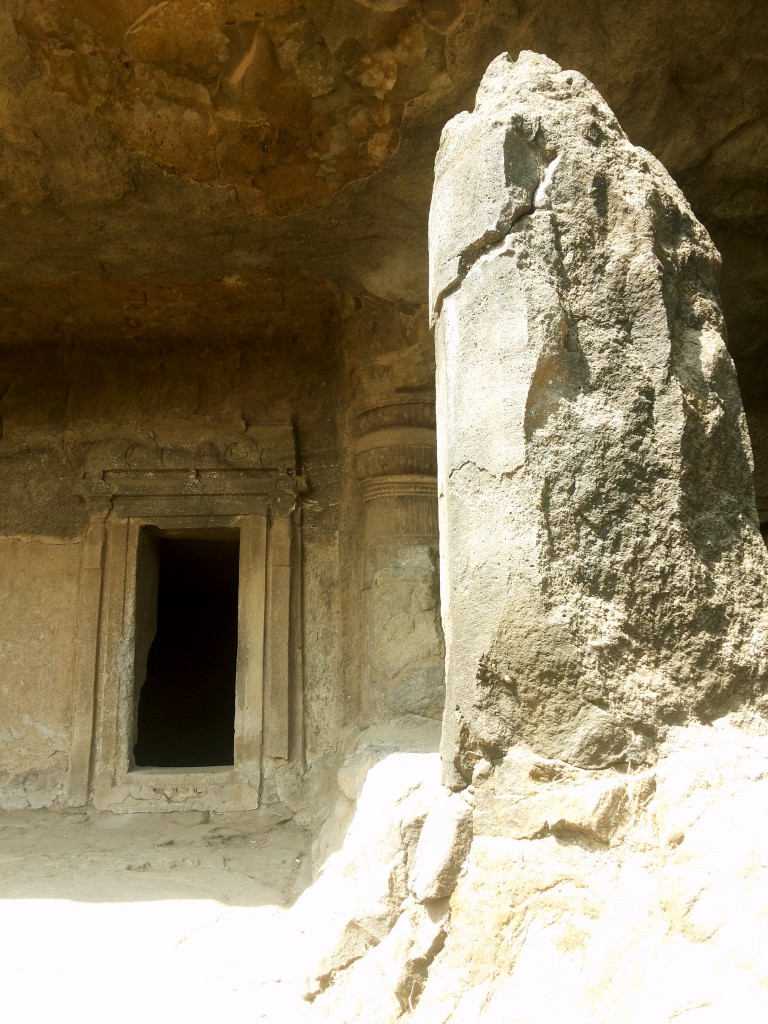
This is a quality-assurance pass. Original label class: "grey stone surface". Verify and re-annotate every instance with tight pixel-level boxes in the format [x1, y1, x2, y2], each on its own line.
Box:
[368, 547, 445, 720]
[430, 51, 768, 787]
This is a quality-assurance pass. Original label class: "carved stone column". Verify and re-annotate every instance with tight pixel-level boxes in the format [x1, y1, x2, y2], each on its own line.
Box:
[354, 401, 444, 720]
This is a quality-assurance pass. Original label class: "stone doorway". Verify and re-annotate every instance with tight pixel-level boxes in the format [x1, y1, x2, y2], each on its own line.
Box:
[132, 528, 240, 770]
[67, 424, 304, 812]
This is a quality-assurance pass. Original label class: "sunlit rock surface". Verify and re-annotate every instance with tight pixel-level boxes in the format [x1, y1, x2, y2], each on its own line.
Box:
[300, 718, 768, 1023]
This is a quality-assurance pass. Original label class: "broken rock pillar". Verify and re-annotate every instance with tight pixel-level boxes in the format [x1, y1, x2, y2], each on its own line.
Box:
[430, 51, 768, 787]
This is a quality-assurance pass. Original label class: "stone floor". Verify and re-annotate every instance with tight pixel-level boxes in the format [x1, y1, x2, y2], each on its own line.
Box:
[0, 806, 316, 1022]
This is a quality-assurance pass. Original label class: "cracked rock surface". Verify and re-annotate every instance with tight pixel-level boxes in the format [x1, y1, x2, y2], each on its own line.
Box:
[297, 717, 768, 1023]
[431, 52, 768, 786]
[403, 719, 768, 1024]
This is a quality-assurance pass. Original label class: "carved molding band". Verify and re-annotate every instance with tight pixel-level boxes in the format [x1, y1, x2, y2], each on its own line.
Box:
[355, 401, 439, 547]
[356, 401, 436, 435]
[358, 475, 437, 502]
[355, 404, 438, 495]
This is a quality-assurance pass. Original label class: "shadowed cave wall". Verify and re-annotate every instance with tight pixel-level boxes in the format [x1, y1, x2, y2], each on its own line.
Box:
[0, 0, 766, 809]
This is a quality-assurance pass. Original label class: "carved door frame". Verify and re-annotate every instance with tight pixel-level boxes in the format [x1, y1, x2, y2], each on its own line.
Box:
[68, 462, 303, 811]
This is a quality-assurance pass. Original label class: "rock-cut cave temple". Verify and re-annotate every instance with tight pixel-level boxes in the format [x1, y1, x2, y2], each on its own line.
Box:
[0, 1, 767, 814]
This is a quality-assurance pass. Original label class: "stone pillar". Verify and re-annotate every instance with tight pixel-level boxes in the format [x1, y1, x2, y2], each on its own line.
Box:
[430, 51, 768, 787]
[354, 401, 444, 720]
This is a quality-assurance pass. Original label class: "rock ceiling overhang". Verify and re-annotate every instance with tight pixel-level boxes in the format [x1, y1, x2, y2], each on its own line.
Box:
[0, 0, 765, 396]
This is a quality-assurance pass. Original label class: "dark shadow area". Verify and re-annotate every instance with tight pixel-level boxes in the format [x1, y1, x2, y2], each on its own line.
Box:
[134, 533, 239, 768]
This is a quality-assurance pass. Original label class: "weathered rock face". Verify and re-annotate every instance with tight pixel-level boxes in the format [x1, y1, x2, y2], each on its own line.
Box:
[404, 720, 768, 1024]
[430, 52, 768, 786]
[1, 1, 766, 368]
[294, 717, 768, 1023]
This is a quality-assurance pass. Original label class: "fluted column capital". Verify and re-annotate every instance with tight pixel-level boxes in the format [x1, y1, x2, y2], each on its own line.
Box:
[354, 402, 437, 504]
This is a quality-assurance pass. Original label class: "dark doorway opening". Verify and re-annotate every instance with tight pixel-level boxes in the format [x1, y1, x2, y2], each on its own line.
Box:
[133, 530, 240, 768]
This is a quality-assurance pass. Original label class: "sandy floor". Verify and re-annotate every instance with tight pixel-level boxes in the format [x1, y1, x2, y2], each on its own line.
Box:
[0, 807, 317, 1022]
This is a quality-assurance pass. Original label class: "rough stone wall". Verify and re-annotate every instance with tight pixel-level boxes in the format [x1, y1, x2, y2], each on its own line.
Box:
[0, 540, 80, 807]
[0, 271, 347, 807]
[430, 52, 768, 786]
[1, 1, 764, 371]
[743, 400, 768, 528]
[0, 270, 444, 809]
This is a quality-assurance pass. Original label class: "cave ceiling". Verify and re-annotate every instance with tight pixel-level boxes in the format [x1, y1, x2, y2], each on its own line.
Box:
[0, 0, 765, 397]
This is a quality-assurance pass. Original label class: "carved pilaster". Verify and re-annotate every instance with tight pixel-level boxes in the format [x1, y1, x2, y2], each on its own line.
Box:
[354, 401, 444, 721]
[68, 504, 110, 806]
[355, 402, 439, 582]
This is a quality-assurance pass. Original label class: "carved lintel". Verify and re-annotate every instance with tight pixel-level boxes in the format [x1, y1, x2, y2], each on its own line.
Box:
[75, 420, 305, 518]
[76, 469, 305, 498]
